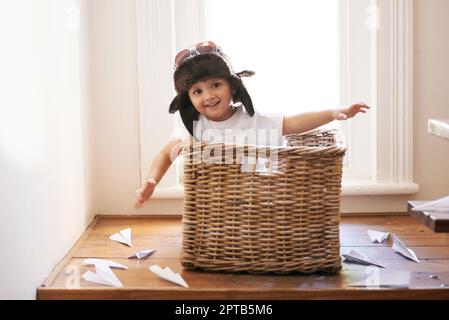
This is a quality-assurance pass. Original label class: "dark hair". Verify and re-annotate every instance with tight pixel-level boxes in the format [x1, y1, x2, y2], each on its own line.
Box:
[168, 53, 254, 136]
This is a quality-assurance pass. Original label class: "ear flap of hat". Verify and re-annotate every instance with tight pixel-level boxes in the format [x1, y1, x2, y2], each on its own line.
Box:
[169, 93, 199, 137]
[169, 94, 181, 113]
[230, 75, 254, 116]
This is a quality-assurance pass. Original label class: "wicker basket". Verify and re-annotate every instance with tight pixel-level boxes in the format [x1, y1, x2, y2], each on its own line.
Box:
[181, 129, 346, 274]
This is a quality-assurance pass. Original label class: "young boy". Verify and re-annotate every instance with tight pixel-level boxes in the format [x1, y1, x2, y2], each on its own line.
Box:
[134, 41, 368, 208]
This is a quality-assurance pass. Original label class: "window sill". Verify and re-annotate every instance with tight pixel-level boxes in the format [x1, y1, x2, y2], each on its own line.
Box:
[152, 181, 419, 199]
[341, 180, 419, 196]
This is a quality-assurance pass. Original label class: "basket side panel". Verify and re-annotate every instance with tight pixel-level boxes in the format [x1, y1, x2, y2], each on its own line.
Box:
[181, 132, 344, 274]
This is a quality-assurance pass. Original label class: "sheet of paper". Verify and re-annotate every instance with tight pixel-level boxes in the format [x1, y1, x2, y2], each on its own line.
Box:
[82, 263, 123, 287]
[348, 270, 410, 288]
[391, 234, 419, 263]
[367, 230, 389, 243]
[412, 195, 449, 213]
[149, 265, 189, 288]
[109, 228, 132, 247]
[127, 249, 156, 260]
[83, 258, 128, 269]
[342, 250, 385, 268]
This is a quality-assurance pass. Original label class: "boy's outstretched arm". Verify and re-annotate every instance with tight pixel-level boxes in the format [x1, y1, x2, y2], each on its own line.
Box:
[282, 103, 369, 135]
[134, 139, 184, 208]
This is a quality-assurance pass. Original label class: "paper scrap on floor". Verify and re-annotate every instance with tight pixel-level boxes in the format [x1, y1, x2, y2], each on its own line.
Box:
[149, 265, 189, 288]
[367, 230, 389, 243]
[128, 249, 157, 260]
[342, 249, 385, 268]
[82, 263, 124, 287]
[392, 234, 420, 263]
[110, 227, 132, 247]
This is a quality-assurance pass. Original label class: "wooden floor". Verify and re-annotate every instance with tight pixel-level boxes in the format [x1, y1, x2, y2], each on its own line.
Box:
[37, 215, 449, 299]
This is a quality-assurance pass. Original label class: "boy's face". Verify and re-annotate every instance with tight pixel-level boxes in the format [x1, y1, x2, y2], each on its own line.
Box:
[187, 77, 234, 121]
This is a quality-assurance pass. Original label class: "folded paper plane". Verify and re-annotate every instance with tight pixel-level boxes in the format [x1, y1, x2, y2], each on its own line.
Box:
[82, 263, 123, 287]
[367, 230, 389, 243]
[149, 265, 189, 288]
[127, 249, 156, 260]
[342, 249, 385, 268]
[109, 228, 132, 247]
[392, 234, 419, 263]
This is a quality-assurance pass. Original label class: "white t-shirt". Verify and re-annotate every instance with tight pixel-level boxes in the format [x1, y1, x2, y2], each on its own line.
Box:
[170, 105, 285, 146]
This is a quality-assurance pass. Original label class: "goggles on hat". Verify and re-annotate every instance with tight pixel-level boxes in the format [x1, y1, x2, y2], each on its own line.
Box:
[174, 41, 224, 69]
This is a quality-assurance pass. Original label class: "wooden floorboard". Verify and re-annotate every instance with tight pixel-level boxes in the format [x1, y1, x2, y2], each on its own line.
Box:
[37, 215, 449, 300]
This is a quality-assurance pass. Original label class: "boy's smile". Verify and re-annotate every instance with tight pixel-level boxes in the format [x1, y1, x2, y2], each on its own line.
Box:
[188, 77, 235, 121]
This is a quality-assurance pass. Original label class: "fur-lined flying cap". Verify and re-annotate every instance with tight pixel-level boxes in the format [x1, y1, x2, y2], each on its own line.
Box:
[168, 48, 255, 136]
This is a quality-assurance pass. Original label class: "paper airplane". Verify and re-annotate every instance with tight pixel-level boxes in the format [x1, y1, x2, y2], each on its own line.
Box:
[127, 249, 156, 260]
[149, 265, 189, 288]
[109, 228, 132, 247]
[367, 230, 389, 243]
[412, 195, 449, 213]
[342, 250, 385, 268]
[82, 258, 128, 269]
[82, 263, 123, 287]
[392, 234, 419, 263]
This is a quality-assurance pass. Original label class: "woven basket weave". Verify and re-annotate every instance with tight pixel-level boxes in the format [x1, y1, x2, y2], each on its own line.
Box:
[181, 129, 346, 274]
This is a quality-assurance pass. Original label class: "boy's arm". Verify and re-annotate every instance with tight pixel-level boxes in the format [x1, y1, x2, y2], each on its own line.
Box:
[282, 103, 369, 135]
[134, 139, 184, 208]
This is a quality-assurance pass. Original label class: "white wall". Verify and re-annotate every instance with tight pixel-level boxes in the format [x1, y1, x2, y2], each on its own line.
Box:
[87, 0, 183, 215]
[0, 0, 93, 299]
[86, 0, 141, 214]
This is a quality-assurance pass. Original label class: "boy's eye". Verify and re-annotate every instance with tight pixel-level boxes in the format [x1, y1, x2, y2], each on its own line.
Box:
[212, 82, 222, 88]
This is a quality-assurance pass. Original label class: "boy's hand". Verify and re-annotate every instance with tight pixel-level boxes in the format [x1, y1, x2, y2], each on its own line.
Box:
[134, 178, 157, 208]
[333, 102, 369, 120]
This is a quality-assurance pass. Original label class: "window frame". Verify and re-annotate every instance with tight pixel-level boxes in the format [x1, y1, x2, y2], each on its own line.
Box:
[136, 0, 418, 200]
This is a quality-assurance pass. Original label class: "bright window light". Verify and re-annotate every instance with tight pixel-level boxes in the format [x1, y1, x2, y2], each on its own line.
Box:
[202, 0, 339, 115]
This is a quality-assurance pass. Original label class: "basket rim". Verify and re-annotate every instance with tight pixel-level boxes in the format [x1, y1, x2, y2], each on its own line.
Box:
[182, 128, 347, 154]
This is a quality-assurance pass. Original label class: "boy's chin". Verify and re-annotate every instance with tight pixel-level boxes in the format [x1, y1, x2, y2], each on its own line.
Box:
[203, 104, 234, 121]
[205, 112, 228, 121]
[204, 107, 221, 115]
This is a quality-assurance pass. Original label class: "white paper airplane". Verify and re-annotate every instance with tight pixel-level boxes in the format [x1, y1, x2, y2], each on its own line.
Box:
[127, 249, 157, 260]
[367, 230, 389, 243]
[342, 250, 385, 268]
[82, 258, 128, 269]
[109, 228, 132, 247]
[149, 265, 189, 288]
[82, 263, 123, 287]
[412, 195, 449, 213]
[392, 234, 419, 263]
